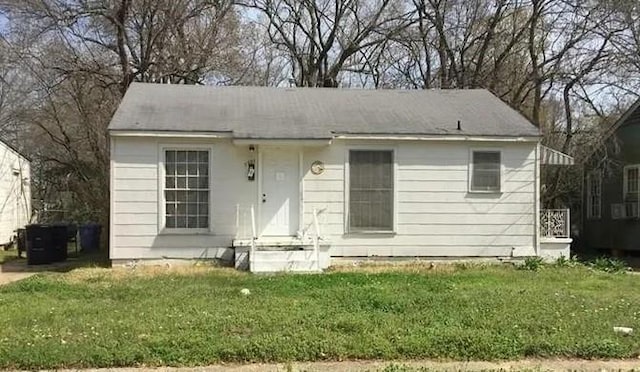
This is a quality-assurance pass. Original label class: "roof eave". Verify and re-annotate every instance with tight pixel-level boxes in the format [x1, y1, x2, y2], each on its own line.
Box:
[333, 133, 541, 142]
[109, 129, 233, 138]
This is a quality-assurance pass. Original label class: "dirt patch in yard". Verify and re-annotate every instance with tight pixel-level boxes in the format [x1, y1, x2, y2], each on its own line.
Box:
[61, 263, 245, 283]
[327, 258, 513, 274]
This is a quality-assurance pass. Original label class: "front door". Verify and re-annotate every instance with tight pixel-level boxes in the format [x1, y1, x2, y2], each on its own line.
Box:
[260, 147, 299, 236]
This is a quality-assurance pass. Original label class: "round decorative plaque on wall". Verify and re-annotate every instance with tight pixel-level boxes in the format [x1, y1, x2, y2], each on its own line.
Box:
[311, 160, 325, 175]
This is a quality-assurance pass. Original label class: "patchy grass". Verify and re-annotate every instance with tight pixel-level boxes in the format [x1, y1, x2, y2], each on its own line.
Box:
[0, 248, 19, 264]
[0, 264, 640, 369]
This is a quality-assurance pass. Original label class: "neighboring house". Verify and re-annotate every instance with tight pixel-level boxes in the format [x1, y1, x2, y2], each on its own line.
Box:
[108, 83, 572, 272]
[583, 97, 640, 255]
[0, 139, 31, 246]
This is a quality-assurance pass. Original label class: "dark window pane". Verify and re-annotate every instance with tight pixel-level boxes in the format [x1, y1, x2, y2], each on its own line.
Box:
[165, 163, 176, 175]
[176, 203, 187, 215]
[187, 203, 198, 215]
[188, 177, 199, 188]
[628, 168, 639, 194]
[474, 151, 500, 167]
[177, 163, 187, 176]
[198, 163, 208, 176]
[176, 177, 187, 189]
[198, 176, 209, 189]
[199, 151, 208, 163]
[165, 149, 210, 229]
[165, 191, 176, 202]
[165, 176, 175, 189]
[165, 150, 176, 164]
[472, 151, 500, 191]
[198, 203, 209, 215]
[166, 203, 176, 215]
[187, 163, 198, 176]
[188, 151, 198, 163]
[349, 150, 393, 231]
[176, 151, 187, 162]
[177, 191, 187, 202]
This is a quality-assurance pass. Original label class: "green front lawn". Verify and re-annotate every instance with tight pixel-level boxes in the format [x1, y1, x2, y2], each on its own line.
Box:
[0, 264, 639, 368]
[0, 248, 19, 264]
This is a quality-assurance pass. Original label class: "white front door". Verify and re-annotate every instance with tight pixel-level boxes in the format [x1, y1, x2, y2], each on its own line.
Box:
[260, 147, 299, 236]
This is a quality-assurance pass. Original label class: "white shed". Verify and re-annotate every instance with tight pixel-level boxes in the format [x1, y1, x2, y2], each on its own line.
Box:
[108, 83, 568, 272]
[0, 140, 31, 246]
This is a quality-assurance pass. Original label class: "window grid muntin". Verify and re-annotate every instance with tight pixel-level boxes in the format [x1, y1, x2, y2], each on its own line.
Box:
[164, 150, 209, 229]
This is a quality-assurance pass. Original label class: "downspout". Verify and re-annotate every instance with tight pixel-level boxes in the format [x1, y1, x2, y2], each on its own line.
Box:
[580, 164, 584, 251]
[109, 136, 116, 261]
[535, 142, 541, 255]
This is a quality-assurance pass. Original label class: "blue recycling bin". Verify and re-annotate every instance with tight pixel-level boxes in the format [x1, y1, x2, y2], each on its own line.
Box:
[79, 224, 101, 252]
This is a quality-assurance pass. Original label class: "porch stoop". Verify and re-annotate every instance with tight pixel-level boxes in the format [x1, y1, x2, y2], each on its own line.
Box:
[233, 237, 330, 273]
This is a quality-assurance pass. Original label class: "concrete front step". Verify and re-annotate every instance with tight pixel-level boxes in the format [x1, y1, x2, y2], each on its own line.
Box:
[232, 237, 312, 247]
[250, 250, 321, 273]
[234, 245, 331, 272]
[250, 260, 321, 273]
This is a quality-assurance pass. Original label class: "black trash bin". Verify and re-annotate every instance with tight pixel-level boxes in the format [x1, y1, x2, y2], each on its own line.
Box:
[79, 223, 101, 252]
[25, 224, 69, 265]
[26, 224, 53, 265]
[50, 224, 68, 262]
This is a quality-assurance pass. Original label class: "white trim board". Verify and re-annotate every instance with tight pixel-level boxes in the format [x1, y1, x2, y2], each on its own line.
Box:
[110, 130, 540, 143]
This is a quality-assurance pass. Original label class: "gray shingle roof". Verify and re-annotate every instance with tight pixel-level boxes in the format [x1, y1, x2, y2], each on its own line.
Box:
[108, 83, 540, 139]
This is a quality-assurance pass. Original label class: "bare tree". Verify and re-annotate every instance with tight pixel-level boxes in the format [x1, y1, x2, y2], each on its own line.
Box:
[0, 0, 250, 240]
[239, 0, 413, 87]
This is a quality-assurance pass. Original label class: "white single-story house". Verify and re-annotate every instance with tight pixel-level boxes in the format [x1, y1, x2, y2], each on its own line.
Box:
[0, 139, 31, 246]
[108, 83, 572, 272]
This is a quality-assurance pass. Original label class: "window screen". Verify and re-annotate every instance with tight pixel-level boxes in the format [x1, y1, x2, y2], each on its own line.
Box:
[349, 150, 393, 231]
[164, 150, 209, 229]
[471, 151, 501, 192]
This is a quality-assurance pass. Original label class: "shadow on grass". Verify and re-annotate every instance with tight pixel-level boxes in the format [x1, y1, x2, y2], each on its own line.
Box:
[0, 250, 109, 274]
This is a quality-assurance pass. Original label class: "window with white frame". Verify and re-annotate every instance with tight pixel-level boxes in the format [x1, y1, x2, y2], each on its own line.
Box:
[349, 150, 394, 232]
[624, 165, 640, 201]
[164, 149, 210, 229]
[470, 150, 501, 192]
[586, 170, 602, 219]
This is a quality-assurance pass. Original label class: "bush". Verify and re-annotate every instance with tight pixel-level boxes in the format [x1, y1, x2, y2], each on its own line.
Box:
[520, 256, 545, 271]
[554, 255, 581, 268]
[588, 257, 628, 273]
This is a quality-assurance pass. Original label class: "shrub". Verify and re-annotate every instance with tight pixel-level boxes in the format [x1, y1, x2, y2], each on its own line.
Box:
[554, 255, 581, 268]
[520, 256, 545, 271]
[588, 257, 628, 273]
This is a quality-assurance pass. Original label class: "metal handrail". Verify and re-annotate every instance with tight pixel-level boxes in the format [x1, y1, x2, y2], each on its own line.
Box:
[250, 205, 257, 257]
[312, 207, 321, 266]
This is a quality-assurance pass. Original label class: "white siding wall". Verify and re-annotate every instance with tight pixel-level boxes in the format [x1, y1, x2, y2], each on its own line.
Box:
[302, 140, 537, 257]
[0, 143, 31, 245]
[111, 136, 537, 260]
[110, 136, 256, 260]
